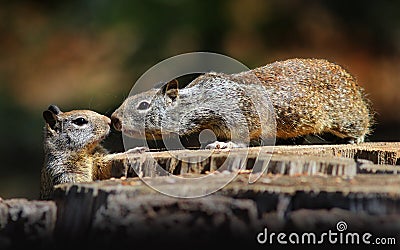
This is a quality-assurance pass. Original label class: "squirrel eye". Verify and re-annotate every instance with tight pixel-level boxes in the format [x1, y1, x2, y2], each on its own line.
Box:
[72, 117, 88, 126]
[137, 101, 150, 110]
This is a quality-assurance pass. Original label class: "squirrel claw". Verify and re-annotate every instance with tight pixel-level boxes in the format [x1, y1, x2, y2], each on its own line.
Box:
[205, 141, 246, 150]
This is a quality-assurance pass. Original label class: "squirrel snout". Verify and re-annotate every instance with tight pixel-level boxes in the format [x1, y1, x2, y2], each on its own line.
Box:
[111, 115, 122, 131]
[104, 116, 112, 127]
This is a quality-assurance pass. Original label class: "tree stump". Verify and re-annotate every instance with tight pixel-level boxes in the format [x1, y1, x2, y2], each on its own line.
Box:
[50, 142, 400, 248]
[0, 198, 56, 249]
[2, 142, 399, 249]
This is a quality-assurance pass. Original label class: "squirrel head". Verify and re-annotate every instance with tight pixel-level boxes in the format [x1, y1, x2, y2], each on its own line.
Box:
[111, 79, 181, 139]
[43, 105, 111, 152]
[111, 75, 252, 142]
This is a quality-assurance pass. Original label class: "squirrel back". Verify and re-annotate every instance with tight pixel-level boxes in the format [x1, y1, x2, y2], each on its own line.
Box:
[239, 58, 372, 141]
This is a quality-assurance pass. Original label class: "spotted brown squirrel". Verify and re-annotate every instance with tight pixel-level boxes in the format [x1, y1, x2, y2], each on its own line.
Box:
[111, 58, 373, 149]
[40, 105, 147, 199]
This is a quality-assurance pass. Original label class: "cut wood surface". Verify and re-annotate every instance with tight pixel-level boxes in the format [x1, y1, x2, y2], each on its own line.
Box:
[132, 142, 400, 164]
[111, 142, 400, 177]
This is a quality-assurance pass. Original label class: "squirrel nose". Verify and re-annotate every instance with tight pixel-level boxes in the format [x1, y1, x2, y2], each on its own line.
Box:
[111, 115, 122, 131]
[105, 117, 112, 126]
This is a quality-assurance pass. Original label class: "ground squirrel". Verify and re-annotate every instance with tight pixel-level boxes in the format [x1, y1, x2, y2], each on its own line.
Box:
[111, 58, 373, 148]
[40, 105, 146, 199]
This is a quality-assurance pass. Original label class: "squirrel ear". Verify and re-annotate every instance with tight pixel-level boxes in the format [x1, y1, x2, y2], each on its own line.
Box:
[47, 104, 61, 115]
[162, 79, 179, 102]
[161, 79, 179, 94]
[43, 110, 58, 130]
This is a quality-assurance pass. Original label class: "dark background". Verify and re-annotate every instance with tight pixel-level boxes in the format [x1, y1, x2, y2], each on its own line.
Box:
[0, 0, 399, 199]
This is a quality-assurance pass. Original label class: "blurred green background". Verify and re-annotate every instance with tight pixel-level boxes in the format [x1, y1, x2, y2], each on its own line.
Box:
[1, 0, 399, 199]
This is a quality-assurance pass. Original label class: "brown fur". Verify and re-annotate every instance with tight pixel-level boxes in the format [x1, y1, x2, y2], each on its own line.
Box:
[40, 106, 114, 199]
[111, 58, 373, 147]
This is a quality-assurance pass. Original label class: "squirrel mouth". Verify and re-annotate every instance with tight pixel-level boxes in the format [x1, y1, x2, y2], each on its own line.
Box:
[99, 128, 111, 141]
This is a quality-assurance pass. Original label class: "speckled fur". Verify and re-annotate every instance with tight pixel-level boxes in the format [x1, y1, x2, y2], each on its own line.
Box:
[41, 106, 113, 199]
[112, 58, 373, 145]
[245, 58, 372, 141]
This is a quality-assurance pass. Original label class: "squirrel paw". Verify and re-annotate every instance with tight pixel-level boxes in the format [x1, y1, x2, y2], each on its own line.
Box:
[205, 141, 247, 150]
[126, 146, 149, 154]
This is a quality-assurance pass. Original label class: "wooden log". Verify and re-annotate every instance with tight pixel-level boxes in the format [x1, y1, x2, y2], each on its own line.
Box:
[5, 142, 396, 248]
[52, 171, 400, 247]
[0, 198, 56, 249]
[111, 142, 400, 178]
[272, 142, 400, 165]
[137, 142, 400, 164]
